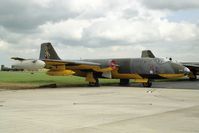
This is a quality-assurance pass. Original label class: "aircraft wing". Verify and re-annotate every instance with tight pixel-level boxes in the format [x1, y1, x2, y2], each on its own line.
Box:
[43, 59, 100, 66]
[43, 59, 118, 73]
[11, 57, 26, 61]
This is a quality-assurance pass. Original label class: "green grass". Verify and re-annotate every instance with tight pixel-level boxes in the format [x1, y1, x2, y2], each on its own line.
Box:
[0, 71, 188, 89]
[0, 71, 118, 87]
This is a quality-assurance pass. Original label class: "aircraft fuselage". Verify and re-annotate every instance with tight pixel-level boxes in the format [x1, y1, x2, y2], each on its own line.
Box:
[76, 57, 189, 80]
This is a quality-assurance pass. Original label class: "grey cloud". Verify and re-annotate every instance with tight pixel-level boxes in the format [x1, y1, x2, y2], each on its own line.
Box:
[0, 0, 78, 33]
[122, 9, 139, 19]
[0, 0, 121, 33]
[141, 0, 199, 10]
[0, 0, 199, 65]
[48, 34, 130, 48]
[0, 0, 138, 34]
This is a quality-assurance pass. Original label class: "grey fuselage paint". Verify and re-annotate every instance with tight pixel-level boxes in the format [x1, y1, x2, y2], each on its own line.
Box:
[81, 57, 186, 79]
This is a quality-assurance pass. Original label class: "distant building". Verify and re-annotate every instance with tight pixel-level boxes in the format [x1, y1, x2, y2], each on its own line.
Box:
[1, 64, 24, 71]
[1, 65, 11, 71]
[1, 65, 4, 71]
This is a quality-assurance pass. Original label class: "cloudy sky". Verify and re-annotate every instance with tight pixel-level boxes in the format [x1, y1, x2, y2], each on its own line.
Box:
[0, 0, 199, 66]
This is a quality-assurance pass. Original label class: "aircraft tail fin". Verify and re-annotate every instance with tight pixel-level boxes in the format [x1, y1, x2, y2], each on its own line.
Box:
[141, 50, 155, 58]
[39, 42, 61, 60]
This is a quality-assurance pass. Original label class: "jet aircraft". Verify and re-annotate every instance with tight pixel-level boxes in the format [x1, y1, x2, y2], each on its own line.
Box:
[38, 42, 190, 87]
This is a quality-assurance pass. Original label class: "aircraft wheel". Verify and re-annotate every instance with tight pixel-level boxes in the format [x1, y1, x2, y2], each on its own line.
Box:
[119, 79, 129, 86]
[88, 78, 100, 87]
[143, 81, 152, 87]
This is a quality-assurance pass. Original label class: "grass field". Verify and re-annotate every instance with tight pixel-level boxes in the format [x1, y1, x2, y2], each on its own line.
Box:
[0, 71, 119, 89]
[0, 71, 189, 89]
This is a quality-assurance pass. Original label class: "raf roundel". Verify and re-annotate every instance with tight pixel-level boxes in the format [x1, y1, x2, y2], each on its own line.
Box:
[109, 60, 117, 70]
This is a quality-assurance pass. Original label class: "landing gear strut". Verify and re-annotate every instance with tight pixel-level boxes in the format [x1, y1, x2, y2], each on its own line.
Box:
[142, 81, 152, 87]
[189, 71, 197, 81]
[188, 70, 197, 81]
[86, 72, 100, 87]
[88, 78, 100, 87]
[189, 74, 197, 80]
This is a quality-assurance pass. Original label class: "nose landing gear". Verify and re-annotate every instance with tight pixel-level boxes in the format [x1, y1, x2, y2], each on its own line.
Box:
[189, 71, 197, 81]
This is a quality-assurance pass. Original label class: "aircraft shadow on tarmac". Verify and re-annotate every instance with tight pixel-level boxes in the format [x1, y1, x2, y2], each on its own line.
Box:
[129, 78, 199, 90]
[40, 78, 199, 90]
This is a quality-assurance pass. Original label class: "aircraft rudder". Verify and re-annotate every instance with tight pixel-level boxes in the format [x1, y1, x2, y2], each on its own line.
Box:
[39, 42, 61, 60]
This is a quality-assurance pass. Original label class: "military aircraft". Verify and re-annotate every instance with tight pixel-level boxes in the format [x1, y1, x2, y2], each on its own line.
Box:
[38, 42, 190, 87]
[11, 57, 45, 71]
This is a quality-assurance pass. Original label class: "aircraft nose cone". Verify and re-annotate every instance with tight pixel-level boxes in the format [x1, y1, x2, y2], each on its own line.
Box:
[184, 67, 191, 75]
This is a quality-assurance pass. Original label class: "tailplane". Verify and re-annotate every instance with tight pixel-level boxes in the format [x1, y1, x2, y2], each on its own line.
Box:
[141, 50, 155, 58]
[39, 42, 61, 60]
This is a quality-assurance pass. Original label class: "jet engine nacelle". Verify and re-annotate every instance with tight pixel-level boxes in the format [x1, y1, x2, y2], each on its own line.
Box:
[12, 59, 45, 71]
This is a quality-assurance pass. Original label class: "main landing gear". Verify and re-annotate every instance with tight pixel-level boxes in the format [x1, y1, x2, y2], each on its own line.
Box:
[119, 79, 130, 86]
[88, 78, 100, 87]
[119, 79, 152, 87]
[142, 81, 152, 87]
[86, 72, 100, 87]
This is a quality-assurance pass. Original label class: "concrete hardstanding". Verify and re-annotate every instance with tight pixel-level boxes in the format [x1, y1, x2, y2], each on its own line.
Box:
[0, 85, 199, 133]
